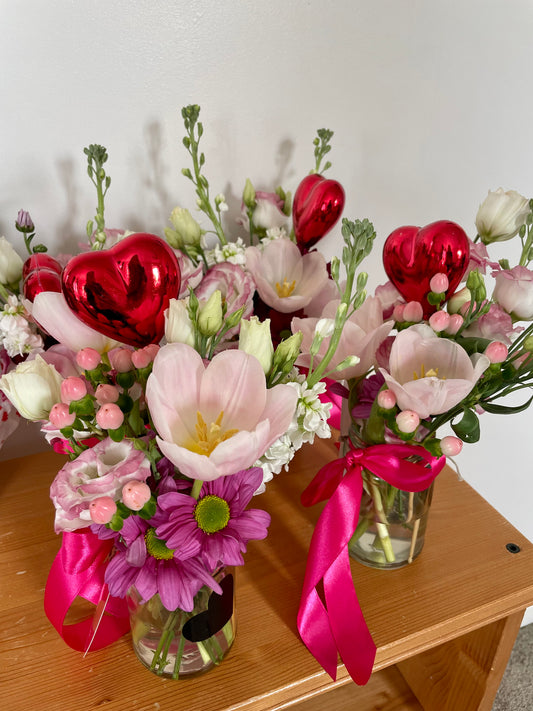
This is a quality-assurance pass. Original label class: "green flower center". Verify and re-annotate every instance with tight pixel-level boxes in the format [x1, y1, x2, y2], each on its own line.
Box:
[194, 495, 231, 534]
[145, 527, 175, 560]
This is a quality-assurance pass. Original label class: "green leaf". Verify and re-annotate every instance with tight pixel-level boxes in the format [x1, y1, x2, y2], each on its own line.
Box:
[116, 393, 134, 413]
[451, 408, 480, 443]
[109, 512, 124, 532]
[108, 426, 125, 442]
[69, 393, 95, 417]
[116, 371, 135, 389]
[481, 394, 533, 415]
[138, 496, 157, 520]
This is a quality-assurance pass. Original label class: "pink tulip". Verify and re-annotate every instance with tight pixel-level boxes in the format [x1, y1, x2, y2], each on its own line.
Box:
[145, 343, 298, 481]
[96, 403, 124, 430]
[380, 324, 490, 419]
[293, 296, 394, 381]
[246, 238, 329, 313]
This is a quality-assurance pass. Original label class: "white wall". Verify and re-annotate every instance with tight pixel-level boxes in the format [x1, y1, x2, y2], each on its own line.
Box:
[2, 1, 532, 623]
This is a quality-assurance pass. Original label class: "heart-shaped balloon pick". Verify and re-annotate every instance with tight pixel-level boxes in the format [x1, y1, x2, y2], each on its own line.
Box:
[292, 174, 345, 250]
[22, 253, 63, 302]
[62, 233, 181, 347]
[383, 220, 470, 317]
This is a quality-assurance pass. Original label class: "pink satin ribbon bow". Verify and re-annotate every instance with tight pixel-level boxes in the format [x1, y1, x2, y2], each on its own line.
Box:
[297, 442, 445, 685]
[44, 529, 129, 652]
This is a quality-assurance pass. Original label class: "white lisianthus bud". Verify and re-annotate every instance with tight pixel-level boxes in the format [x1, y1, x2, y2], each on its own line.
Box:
[0, 354, 63, 420]
[238, 316, 274, 374]
[447, 287, 472, 314]
[168, 207, 203, 247]
[197, 290, 223, 336]
[165, 298, 195, 346]
[0, 236, 24, 284]
[242, 179, 256, 209]
[475, 188, 529, 244]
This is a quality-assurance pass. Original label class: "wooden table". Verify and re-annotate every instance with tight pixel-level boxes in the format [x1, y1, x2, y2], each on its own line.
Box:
[1, 440, 532, 711]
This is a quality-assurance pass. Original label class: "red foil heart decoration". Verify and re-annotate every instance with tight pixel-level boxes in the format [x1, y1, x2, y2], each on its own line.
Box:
[383, 220, 470, 317]
[61, 233, 181, 347]
[292, 174, 345, 250]
[22, 254, 63, 302]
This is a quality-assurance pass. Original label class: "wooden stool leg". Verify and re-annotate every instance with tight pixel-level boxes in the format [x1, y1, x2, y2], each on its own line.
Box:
[396, 610, 524, 711]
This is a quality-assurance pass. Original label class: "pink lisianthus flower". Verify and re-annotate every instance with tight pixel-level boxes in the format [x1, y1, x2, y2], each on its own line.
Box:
[252, 191, 288, 230]
[50, 438, 151, 532]
[145, 343, 298, 481]
[246, 238, 329, 314]
[155, 467, 270, 569]
[493, 266, 533, 320]
[31, 291, 125, 352]
[292, 296, 394, 381]
[102, 514, 222, 612]
[465, 240, 500, 277]
[374, 281, 404, 319]
[176, 252, 203, 299]
[37, 344, 83, 378]
[195, 263, 255, 338]
[379, 324, 490, 419]
[461, 303, 522, 345]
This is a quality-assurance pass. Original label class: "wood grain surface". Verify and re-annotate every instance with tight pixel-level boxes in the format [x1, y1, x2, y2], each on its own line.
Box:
[1, 440, 532, 711]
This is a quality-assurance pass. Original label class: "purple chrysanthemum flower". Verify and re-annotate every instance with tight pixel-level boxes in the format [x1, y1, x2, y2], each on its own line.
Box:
[103, 513, 221, 612]
[155, 467, 271, 570]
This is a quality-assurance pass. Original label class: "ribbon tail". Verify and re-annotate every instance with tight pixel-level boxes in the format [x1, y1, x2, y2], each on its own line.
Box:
[297, 587, 339, 680]
[324, 547, 376, 685]
[83, 584, 111, 657]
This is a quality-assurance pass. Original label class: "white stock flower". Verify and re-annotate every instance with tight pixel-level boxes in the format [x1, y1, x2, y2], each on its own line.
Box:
[0, 296, 44, 357]
[205, 238, 247, 267]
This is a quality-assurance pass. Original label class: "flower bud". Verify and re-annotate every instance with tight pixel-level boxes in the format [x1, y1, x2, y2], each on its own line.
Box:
[485, 341, 508, 364]
[396, 409, 420, 434]
[15, 209, 35, 233]
[0, 236, 24, 284]
[96, 403, 124, 430]
[429, 310, 451, 333]
[238, 316, 274, 374]
[440, 435, 463, 457]
[272, 331, 303, 371]
[60, 376, 88, 404]
[242, 178, 256, 209]
[165, 299, 195, 346]
[475, 188, 529, 244]
[429, 273, 449, 293]
[447, 287, 472, 314]
[76, 347, 101, 371]
[131, 347, 153, 370]
[49, 402, 76, 429]
[403, 301, 424, 323]
[122, 481, 151, 511]
[89, 496, 117, 525]
[392, 303, 406, 322]
[445, 313, 464, 335]
[197, 290, 223, 337]
[377, 389, 396, 410]
[95, 384, 120, 405]
[168, 207, 203, 247]
[315, 318, 335, 339]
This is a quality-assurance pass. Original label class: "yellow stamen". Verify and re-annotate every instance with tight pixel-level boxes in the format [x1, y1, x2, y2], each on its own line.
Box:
[413, 364, 443, 380]
[186, 410, 239, 456]
[275, 278, 296, 298]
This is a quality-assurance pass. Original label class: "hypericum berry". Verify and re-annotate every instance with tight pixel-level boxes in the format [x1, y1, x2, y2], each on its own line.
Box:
[89, 496, 117, 525]
[122, 481, 151, 511]
[95, 403, 124, 430]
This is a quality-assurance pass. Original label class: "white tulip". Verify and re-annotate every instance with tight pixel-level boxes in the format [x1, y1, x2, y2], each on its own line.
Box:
[475, 188, 529, 244]
[0, 354, 63, 420]
[239, 316, 274, 374]
[164, 298, 195, 346]
[0, 236, 24, 284]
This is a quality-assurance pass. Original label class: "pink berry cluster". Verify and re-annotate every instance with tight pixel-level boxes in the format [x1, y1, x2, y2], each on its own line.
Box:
[48, 344, 160, 454]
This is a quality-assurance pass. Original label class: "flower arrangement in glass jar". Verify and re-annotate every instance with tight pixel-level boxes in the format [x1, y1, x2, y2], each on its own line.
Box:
[0, 107, 379, 678]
